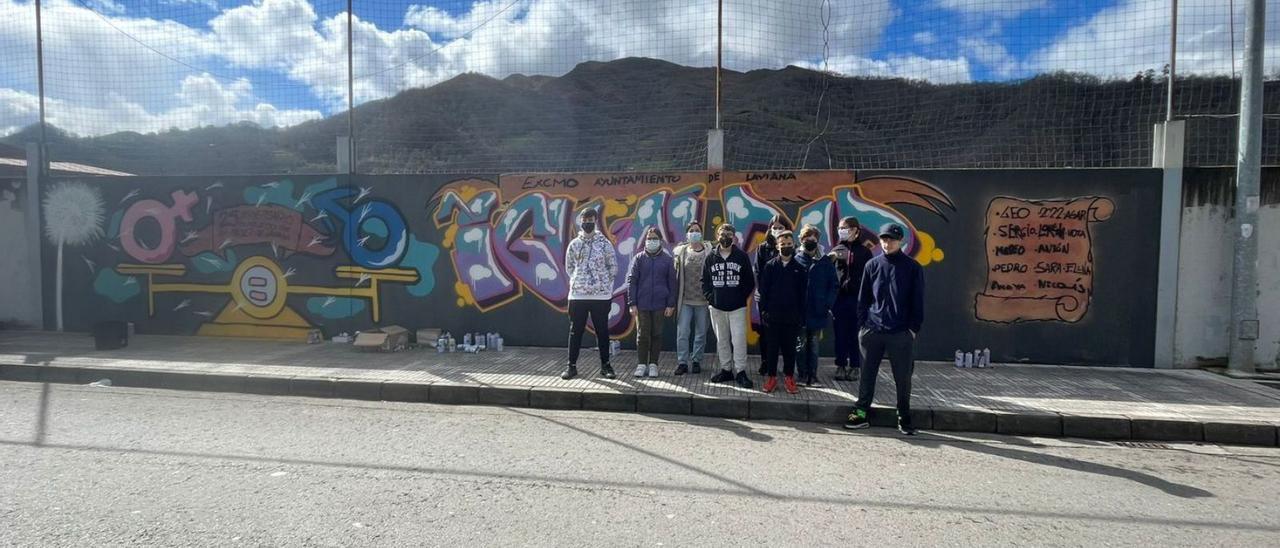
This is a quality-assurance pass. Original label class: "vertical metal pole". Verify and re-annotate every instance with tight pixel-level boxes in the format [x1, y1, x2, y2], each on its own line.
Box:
[1228, 0, 1265, 376]
[346, 0, 355, 174]
[35, 0, 47, 168]
[1166, 0, 1177, 122]
[715, 0, 722, 130]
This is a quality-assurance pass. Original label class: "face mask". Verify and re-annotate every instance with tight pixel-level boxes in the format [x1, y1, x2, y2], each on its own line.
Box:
[686, 231, 702, 243]
[803, 240, 818, 252]
[779, 246, 795, 257]
[581, 221, 595, 233]
[838, 228, 852, 240]
[645, 239, 661, 253]
[718, 235, 733, 247]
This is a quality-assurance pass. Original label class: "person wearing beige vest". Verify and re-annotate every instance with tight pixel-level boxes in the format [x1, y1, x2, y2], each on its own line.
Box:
[672, 221, 712, 375]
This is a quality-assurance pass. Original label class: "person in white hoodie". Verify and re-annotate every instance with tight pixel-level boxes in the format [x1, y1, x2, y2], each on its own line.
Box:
[562, 209, 619, 380]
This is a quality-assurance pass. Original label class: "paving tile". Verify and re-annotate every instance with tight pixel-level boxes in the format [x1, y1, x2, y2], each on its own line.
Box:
[3, 331, 1279, 444]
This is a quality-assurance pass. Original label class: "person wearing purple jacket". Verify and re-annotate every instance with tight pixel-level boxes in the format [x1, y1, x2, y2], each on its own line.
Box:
[627, 226, 677, 378]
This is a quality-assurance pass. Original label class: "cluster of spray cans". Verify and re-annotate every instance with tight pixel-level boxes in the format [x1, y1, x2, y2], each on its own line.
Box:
[436, 331, 504, 353]
[955, 348, 991, 368]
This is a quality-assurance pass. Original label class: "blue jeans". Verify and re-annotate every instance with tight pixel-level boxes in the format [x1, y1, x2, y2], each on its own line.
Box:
[675, 303, 710, 365]
[798, 328, 822, 379]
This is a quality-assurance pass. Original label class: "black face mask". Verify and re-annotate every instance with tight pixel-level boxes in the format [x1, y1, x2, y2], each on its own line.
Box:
[718, 235, 733, 247]
[779, 246, 795, 257]
[803, 240, 818, 252]
[581, 222, 596, 233]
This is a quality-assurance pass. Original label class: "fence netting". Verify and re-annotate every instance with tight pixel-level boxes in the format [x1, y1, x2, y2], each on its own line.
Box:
[0, 0, 1276, 175]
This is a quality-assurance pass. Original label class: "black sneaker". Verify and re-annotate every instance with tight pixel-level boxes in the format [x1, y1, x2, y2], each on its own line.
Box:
[844, 409, 870, 430]
[691, 362, 701, 374]
[734, 371, 754, 389]
[600, 364, 616, 379]
[560, 365, 578, 380]
[849, 367, 860, 381]
[674, 363, 688, 376]
[709, 369, 734, 383]
[833, 366, 849, 381]
[897, 419, 917, 436]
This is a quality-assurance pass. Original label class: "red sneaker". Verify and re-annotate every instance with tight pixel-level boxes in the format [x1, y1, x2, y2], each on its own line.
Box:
[784, 375, 799, 394]
[762, 375, 778, 393]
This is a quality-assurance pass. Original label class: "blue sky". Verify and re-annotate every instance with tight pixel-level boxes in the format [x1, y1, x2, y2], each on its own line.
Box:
[0, 0, 1272, 136]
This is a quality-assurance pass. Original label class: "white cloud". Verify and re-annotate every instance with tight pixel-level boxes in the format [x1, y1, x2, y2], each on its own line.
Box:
[936, 0, 1047, 18]
[162, 0, 220, 10]
[1030, 0, 1280, 78]
[0, 74, 321, 137]
[913, 31, 937, 46]
[84, 0, 125, 15]
[960, 37, 1018, 78]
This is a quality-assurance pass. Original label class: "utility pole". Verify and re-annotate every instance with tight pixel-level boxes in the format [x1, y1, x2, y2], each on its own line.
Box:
[1166, 0, 1177, 123]
[1228, 0, 1265, 376]
[707, 0, 724, 170]
[346, 0, 355, 174]
[35, 0, 47, 169]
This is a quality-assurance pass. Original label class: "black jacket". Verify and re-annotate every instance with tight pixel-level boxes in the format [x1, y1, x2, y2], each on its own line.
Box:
[702, 246, 757, 311]
[857, 251, 925, 334]
[834, 239, 874, 298]
[758, 256, 807, 325]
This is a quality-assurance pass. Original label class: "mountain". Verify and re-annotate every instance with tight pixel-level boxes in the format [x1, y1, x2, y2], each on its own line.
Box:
[4, 57, 1275, 175]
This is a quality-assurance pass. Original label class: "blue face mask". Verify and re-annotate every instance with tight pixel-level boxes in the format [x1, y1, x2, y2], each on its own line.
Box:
[645, 239, 661, 253]
[686, 231, 702, 243]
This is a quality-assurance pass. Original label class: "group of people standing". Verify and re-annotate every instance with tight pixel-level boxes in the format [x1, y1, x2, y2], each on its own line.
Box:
[559, 208, 925, 434]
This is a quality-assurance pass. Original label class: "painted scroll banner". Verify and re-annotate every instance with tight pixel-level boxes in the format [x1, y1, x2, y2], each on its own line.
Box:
[976, 196, 1115, 323]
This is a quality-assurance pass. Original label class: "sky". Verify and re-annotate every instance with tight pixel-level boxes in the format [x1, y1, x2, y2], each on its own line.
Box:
[0, 0, 1276, 137]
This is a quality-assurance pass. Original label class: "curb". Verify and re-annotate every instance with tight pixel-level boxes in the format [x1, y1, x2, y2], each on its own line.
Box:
[2, 363, 1277, 447]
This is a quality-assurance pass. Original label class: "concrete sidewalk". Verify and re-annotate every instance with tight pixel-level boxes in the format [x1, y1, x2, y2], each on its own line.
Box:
[2, 331, 1278, 446]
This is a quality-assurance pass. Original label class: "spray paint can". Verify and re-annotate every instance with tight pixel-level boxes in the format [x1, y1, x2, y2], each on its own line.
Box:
[463, 332, 472, 346]
[963, 351, 974, 368]
[610, 340, 621, 355]
[980, 348, 991, 368]
[955, 350, 964, 368]
[495, 335, 504, 351]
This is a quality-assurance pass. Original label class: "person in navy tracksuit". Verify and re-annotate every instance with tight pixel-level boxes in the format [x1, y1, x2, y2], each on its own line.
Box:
[793, 225, 838, 387]
[845, 223, 925, 435]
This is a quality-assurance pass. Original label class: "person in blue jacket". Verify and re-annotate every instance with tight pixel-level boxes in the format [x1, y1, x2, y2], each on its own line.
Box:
[845, 223, 925, 435]
[794, 225, 838, 386]
[626, 226, 677, 378]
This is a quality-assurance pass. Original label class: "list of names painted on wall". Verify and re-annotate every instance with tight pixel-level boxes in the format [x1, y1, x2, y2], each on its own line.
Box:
[976, 196, 1115, 323]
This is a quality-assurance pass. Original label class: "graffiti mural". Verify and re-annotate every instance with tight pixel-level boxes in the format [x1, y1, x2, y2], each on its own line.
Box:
[976, 196, 1115, 323]
[433, 171, 955, 337]
[71, 177, 435, 340]
[44, 169, 1163, 365]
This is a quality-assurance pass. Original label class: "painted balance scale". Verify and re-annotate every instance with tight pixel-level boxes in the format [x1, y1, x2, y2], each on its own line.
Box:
[116, 256, 417, 340]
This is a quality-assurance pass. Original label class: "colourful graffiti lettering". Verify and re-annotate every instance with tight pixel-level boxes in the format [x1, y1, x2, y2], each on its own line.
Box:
[120, 190, 198, 264]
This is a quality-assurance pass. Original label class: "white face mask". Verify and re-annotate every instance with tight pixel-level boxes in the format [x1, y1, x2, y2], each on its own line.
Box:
[645, 239, 661, 253]
[837, 228, 852, 240]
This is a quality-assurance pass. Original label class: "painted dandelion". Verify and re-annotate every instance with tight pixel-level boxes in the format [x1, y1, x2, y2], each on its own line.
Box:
[43, 182, 105, 331]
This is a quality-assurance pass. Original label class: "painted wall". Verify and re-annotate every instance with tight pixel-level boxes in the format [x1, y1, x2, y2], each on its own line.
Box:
[1174, 168, 1280, 369]
[40, 169, 1163, 365]
[0, 178, 41, 328]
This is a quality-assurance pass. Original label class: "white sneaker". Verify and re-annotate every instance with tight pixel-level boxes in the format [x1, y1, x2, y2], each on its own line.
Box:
[634, 363, 647, 377]
[647, 363, 659, 377]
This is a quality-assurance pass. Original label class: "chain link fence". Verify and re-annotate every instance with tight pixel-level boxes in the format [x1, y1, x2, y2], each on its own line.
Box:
[0, 0, 1276, 175]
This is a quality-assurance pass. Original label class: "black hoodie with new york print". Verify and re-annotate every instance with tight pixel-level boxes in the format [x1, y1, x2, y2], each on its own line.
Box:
[701, 245, 756, 312]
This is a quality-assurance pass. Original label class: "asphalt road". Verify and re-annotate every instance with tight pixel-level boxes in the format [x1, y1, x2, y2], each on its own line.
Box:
[1, 381, 1278, 547]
